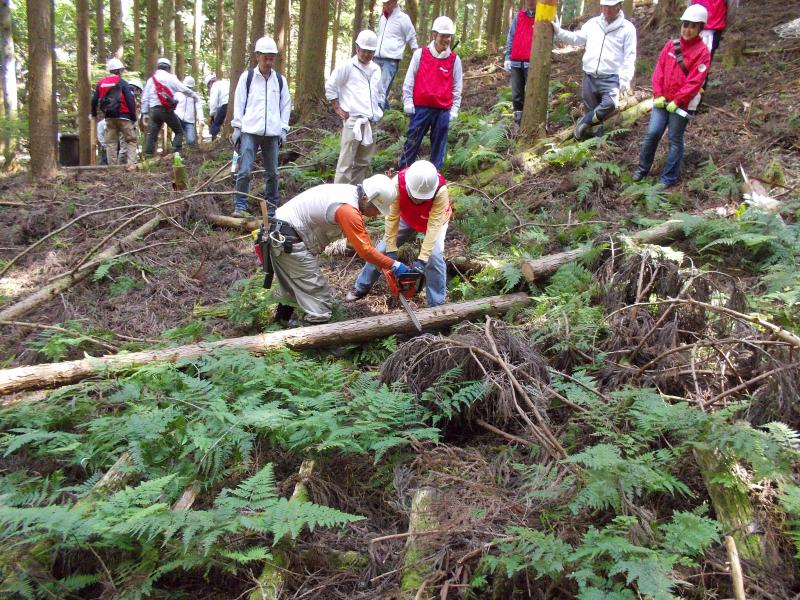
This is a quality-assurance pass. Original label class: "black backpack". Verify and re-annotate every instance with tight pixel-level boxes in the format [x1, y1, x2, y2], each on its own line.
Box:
[99, 83, 123, 118]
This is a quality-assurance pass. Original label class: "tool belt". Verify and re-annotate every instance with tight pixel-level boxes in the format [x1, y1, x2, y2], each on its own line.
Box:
[253, 220, 303, 289]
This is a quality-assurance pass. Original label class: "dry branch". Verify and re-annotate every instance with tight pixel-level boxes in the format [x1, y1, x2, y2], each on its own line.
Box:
[0, 293, 529, 398]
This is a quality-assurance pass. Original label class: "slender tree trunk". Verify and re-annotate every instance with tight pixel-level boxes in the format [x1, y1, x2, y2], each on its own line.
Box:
[583, 0, 599, 18]
[431, 0, 441, 20]
[484, 0, 502, 53]
[295, 0, 328, 120]
[215, 0, 223, 77]
[368, 0, 377, 29]
[95, 0, 106, 60]
[352, 0, 364, 52]
[273, 0, 289, 73]
[133, 0, 142, 70]
[249, 0, 267, 67]
[330, 0, 341, 72]
[26, 0, 57, 179]
[623, 0, 633, 18]
[285, 5, 292, 85]
[192, 0, 202, 79]
[50, 0, 57, 164]
[224, 0, 248, 132]
[460, 0, 469, 43]
[162, 0, 175, 64]
[146, 0, 160, 74]
[175, 0, 184, 78]
[296, 0, 307, 77]
[0, 0, 19, 170]
[519, 0, 557, 141]
[502, 0, 513, 40]
[109, 0, 123, 59]
[405, 0, 418, 27]
[77, 0, 92, 165]
[471, 0, 484, 48]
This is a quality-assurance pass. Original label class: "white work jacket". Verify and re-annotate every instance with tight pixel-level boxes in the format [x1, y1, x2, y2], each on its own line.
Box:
[325, 56, 384, 122]
[175, 92, 204, 124]
[376, 6, 418, 60]
[231, 68, 291, 137]
[141, 69, 198, 113]
[556, 13, 637, 90]
[208, 79, 230, 115]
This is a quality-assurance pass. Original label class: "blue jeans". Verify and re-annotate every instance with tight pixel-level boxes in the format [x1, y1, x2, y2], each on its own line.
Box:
[353, 218, 448, 307]
[182, 121, 197, 145]
[374, 58, 399, 110]
[399, 106, 451, 171]
[234, 133, 280, 215]
[636, 107, 689, 187]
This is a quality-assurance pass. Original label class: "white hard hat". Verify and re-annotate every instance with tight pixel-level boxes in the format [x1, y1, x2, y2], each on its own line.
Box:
[254, 36, 278, 54]
[405, 160, 439, 200]
[127, 78, 143, 90]
[106, 57, 125, 72]
[355, 30, 378, 52]
[183, 75, 196, 88]
[204, 73, 217, 86]
[157, 57, 172, 68]
[362, 174, 398, 216]
[600, 0, 623, 5]
[680, 4, 708, 23]
[432, 16, 455, 35]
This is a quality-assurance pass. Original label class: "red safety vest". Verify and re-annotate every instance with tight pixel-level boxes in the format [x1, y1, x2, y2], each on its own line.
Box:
[397, 168, 450, 233]
[96, 74, 131, 115]
[510, 10, 536, 62]
[412, 48, 457, 110]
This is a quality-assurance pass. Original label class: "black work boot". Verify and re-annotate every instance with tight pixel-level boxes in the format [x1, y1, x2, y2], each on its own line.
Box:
[273, 303, 295, 323]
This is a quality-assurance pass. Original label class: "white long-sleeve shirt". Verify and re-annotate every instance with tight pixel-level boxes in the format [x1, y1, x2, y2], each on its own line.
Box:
[141, 69, 198, 113]
[556, 13, 637, 90]
[376, 6, 418, 60]
[175, 91, 205, 124]
[208, 79, 230, 116]
[402, 43, 464, 118]
[325, 55, 384, 122]
[231, 67, 291, 136]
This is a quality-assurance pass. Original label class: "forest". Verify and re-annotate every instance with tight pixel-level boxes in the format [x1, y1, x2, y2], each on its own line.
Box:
[1, 0, 800, 597]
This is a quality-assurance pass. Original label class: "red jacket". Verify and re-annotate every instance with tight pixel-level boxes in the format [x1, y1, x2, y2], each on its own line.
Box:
[397, 169, 448, 233]
[691, 0, 727, 31]
[91, 74, 135, 118]
[651, 36, 711, 110]
[413, 48, 457, 109]
[510, 10, 535, 62]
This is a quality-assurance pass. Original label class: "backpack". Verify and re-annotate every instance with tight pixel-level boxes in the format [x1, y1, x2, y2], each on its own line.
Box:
[98, 82, 123, 118]
[243, 68, 284, 114]
[152, 76, 179, 111]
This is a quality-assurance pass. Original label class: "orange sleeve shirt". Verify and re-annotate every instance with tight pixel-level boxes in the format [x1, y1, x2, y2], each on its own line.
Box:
[334, 204, 395, 271]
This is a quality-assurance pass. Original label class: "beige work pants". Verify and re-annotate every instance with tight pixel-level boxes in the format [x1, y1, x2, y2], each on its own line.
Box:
[270, 242, 334, 323]
[333, 122, 376, 184]
[105, 118, 139, 165]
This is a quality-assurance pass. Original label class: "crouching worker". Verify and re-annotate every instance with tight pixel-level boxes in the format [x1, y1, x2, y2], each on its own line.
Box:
[633, 5, 710, 187]
[265, 174, 410, 325]
[347, 160, 451, 307]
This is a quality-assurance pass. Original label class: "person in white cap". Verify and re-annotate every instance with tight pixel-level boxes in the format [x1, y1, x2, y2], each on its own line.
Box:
[231, 36, 292, 218]
[141, 57, 199, 156]
[90, 57, 139, 165]
[267, 175, 406, 325]
[399, 16, 463, 170]
[633, 4, 710, 187]
[552, 0, 637, 140]
[324, 29, 384, 185]
[175, 76, 205, 145]
[375, 0, 418, 109]
[348, 160, 451, 307]
[206, 74, 230, 141]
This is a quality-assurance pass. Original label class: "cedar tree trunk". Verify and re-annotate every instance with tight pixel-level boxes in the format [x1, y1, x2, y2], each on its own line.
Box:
[519, 1, 557, 141]
[215, 0, 223, 77]
[192, 0, 202, 79]
[295, 0, 328, 121]
[26, 0, 57, 179]
[273, 0, 289, 73]
[95, 0, 106, 60]
[175, 0, 184, 78]
[145, 0, 160, 74]
[249, 0, 266, 66]
[224, 0, 248, 132]
[0, 0, 18, 169]
[133, 0, 142, 70]
[109, 0, 123, 59]
[162, 0, 175, 64]
[77, 0, 92, 165]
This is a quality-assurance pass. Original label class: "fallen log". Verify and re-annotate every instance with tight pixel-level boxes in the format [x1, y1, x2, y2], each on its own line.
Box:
[0, 292, 529, 398]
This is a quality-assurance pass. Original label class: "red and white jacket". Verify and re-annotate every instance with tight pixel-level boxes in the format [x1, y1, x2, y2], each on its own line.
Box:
[402, 42, 463, 117]
[652, 35, 711, 111]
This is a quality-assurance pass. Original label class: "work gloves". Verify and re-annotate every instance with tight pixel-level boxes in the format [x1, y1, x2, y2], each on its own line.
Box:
[449, 108, 458, 122]
[503, 59, 511, 72]
[279, 130, 287, 146]
[404, 103, 415, 115]
[653, 96, 667, 109]
[412, 259, 426, 273]
[666, 101, 679, 113]
[232, 127, 242, 147]
[392, 262, 413, 276]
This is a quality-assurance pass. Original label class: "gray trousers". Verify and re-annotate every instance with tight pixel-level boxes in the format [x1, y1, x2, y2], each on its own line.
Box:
[581, 73, 620, 123]
[333, 122, 376, 184]
[270, 242, 333, 323]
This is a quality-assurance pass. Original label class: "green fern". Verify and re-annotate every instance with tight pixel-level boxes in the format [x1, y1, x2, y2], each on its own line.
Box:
[573, 161, 622, 202]
[620, 181, 668, 211]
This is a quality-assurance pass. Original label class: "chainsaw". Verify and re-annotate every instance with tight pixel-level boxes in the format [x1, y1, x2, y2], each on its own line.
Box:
[382, 268, 424, 332]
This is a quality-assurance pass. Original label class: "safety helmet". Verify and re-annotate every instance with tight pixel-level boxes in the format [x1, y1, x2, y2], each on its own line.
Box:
[127, 78, 143, 90]
[106, 57, 125, 72]
[157, 57, 172, 69]
[680, 4, 708, 23]
[404, 160, 439, 200]
[183, 75, 196, 88]
[599, 0, 622, 5]
[204, 73, 217, 87]
[362, 174, 398, 216]
[355, 30, 378, 52]
[254, 36, 279, 54]
[432, 16, 456, 35]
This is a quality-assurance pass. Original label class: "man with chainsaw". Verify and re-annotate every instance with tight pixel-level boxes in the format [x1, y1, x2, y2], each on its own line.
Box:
[258, 174, 411, 325]
[90, 58, 138, 165]
[231, 36, 292, 218]
[325, 29, 384, 185]
[141, 57, 199, 157]
[632, 5, 710, 187]
[347, 160, 450, 307]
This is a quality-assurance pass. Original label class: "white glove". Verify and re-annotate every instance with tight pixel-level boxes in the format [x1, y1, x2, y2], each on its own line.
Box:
[620, 82, 631, 95]
[552, 16, 561, 33]
[279, 129, 287, 145]
[503, 59, 511, 72]
[232, 127, 241, 146]
[449, 109, 458, 122]
[404, 102, 415, 115]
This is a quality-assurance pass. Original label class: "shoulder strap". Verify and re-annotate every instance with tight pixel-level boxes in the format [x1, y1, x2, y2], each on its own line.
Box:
[244, 68, 254, 114]
[672, 39, 689, 76]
